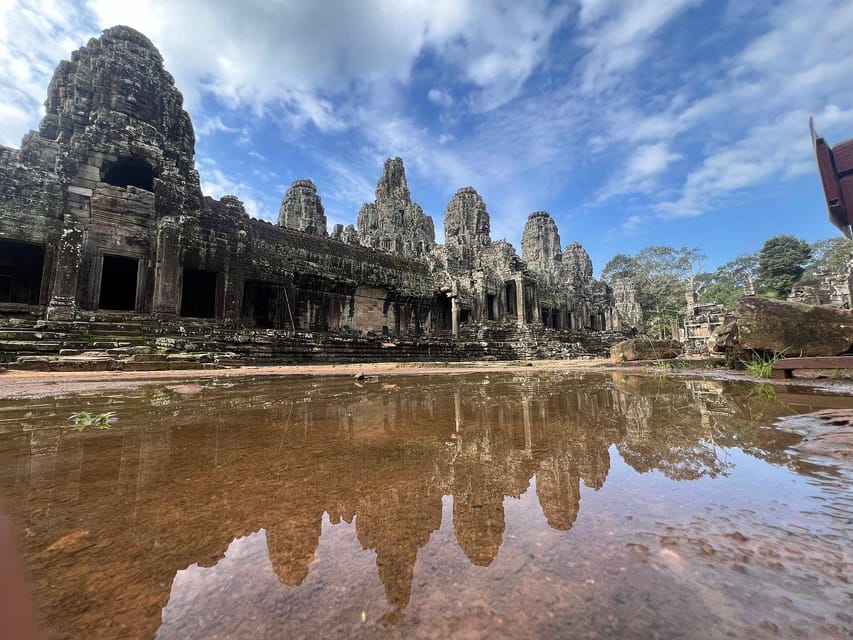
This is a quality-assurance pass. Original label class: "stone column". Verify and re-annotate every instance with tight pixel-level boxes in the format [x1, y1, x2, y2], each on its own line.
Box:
[153, 217, 182, 318]
[451, 295, 459, 337]
[46, 217, 84, 321]
[531, 283, 541, 324]
[515, 276, 525, 326]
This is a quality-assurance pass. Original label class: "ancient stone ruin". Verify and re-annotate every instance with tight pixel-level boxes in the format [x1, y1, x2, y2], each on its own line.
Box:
[0, 26, 641, 367]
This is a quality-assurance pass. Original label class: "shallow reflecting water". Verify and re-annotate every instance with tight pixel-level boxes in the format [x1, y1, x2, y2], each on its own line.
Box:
[0, 372, 850, 639]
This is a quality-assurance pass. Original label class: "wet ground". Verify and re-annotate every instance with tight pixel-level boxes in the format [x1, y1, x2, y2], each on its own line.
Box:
[0, 371, 850, 638]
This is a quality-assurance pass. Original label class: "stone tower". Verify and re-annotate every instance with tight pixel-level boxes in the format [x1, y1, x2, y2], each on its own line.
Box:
[521, 211, 562, 285]
[444, 187, 491, 275]
[356, 157, 435, 258]
[278, 179, 327, 236]
[561, 242, 593, 289]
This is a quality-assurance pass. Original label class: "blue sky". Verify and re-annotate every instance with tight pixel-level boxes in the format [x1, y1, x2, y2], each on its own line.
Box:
[2, 0, 852, 275]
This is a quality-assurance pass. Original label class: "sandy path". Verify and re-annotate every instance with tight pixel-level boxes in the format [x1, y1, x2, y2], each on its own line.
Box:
[1, 359, 851, 400]
[0, 359, 617, 399]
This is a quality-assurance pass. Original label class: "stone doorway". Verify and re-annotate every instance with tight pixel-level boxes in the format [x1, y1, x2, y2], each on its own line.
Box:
[505, 281, 517, 317]
[242, 280, 279, 328]
[0, 239, 45, 305]
[180, 268, 218, 318]
[99, 254, 139, 311]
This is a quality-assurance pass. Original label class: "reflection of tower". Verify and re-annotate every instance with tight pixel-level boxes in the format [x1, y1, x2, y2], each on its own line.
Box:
[535, 458, 580, 531]
[453, 491, 504, 566]
[355, 486, 442, 610]
[266, 512, 323, 586]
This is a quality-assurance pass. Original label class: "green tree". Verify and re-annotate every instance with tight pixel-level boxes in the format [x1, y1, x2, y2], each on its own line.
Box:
[603, 246, 705, 338]
[696, 253, 759, 310]
[805, 237, 853, 276]
[757, 235, 812, 298]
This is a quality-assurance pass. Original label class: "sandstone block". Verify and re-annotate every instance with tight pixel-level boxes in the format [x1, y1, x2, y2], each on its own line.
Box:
[610, 338, 682, 362]
[736, 296, 853, 356]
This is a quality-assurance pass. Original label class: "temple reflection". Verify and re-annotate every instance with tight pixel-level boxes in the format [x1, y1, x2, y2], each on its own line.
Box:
[0, 372, 834, 635]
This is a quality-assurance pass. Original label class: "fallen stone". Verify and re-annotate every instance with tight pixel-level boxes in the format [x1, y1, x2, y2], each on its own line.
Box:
[774, 409, 853, 462]
[118, 361, 169, 371]
[736, 296, 853, 356]
[610, 338, 682, 362]
[123, 353, 168, 362]
[710, 318, 738, 353]
[8, 357, 50, 371]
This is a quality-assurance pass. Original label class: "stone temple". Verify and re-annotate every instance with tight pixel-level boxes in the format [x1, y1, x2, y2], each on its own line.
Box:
[0, 27, 641, 364]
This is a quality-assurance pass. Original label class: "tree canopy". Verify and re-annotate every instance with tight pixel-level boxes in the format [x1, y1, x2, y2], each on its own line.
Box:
[756, 235, 812, 298]
[602, 246, 704, 338]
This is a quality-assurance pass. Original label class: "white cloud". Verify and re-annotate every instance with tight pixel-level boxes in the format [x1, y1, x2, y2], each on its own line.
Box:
[197, 156, 274, 222]
[84, 0, 568, 129]
[577, 0, 702, 93]
[0, 0, 92, 145]
[627, 143, 681, 178]
[427, 88, 453, 108]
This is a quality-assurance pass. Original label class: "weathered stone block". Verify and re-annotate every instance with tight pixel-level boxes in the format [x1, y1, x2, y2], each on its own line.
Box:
[736, 296, 853, 356]
[610, 338, 682, 362]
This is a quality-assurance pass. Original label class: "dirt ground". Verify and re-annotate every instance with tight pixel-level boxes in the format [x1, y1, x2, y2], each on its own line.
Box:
[1, 358, 852, 400]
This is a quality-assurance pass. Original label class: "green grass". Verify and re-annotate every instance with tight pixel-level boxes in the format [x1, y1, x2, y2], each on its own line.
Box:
[651, 359, 673, 374]
[747, 382, 777, 399]
[741, 353, 782, 378]
[68, 411, 117, 430]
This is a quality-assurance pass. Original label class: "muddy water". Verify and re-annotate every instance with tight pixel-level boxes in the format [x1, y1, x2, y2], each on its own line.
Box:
[0, 372, 850, 639]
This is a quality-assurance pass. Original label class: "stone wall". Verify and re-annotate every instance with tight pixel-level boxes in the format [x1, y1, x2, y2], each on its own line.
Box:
[0, 25, 636, 355]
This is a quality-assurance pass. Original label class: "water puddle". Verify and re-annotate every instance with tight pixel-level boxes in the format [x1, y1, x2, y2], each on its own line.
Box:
[0, 372, 850, 638]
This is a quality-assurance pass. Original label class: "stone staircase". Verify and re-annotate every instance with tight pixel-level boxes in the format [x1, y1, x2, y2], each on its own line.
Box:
[0, 316, 628, 372]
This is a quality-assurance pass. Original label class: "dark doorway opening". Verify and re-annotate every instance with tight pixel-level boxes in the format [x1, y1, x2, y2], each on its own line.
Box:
[505, 281, 517, 316]
[0, 240, 44, 305]
[242, 280, 279, 328]
[181, 268, 217, 318]
[103, 157, 155, 191]
[99, 254, 138, 310]
[433, 294, 452, 333]
[459, 309, 470, 324]
[486, 293, 496, 320]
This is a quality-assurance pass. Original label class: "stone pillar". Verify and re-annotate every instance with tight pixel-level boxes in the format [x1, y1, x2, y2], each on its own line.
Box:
[451, 295, 459, 337]
[531, 283, 541, 324]
[153, 217, 182, 318]
[46, 218, 84, 320]
[515, 276, 525, 326]
[522, 399, 532, 451]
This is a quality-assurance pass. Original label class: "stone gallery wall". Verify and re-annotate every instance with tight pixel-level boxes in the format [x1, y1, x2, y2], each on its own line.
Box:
[0, 26, 640, 341]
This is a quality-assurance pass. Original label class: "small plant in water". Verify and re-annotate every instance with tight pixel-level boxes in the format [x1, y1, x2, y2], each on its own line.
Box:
[747, 383, 777, 399]
[652, 359, 672, 375]
[741, 353, 782, 378]
[68, 411, 117, 430]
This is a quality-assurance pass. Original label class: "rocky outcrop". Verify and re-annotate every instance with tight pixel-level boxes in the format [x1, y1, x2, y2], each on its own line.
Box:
[610, 338, 682, 362]
[278, 179, 327, 236]
[356, 157, 435, 259]
[521, 212, 561, 285]
[444, 187, 491, 275]
[736, 296, 853, 356]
